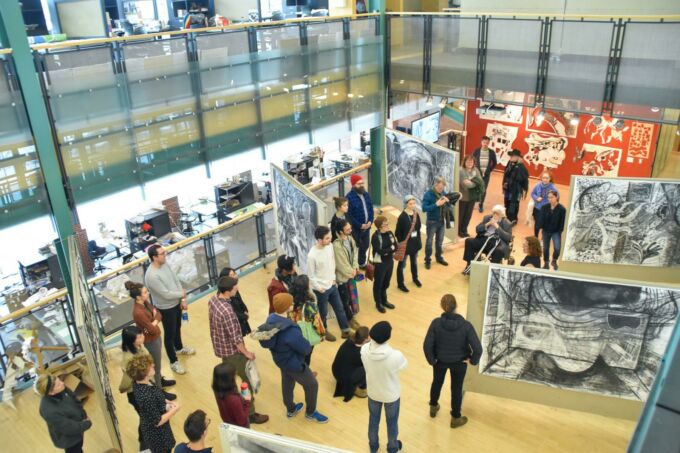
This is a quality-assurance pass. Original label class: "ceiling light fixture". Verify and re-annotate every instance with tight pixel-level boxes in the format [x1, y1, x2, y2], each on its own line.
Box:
[651, 107, 660, 113]
[438, 97, 448, 109]
[426, 96, 433, 106]
[458, 103, 465, 111]
[614, 119, 626, 130]
[570, 114, 580, 126]
[535, 109, 545, 126]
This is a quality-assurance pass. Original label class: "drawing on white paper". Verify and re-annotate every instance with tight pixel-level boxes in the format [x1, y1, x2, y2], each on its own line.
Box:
[578, 144, 621, 177]
[583, 116, 629, 144]
[479, 102, 524, 124]
[526, 107, 578, 137]
[627, 122, 655, 159]
[485, 123, 518, 166]
[523, 133, 568, 169]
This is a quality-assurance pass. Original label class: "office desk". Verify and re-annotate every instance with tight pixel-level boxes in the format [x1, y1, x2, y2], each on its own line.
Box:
[188, 200, 218, 223]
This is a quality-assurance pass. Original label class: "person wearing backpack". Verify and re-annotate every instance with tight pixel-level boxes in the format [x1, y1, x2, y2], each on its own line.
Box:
[255, 293, 330, 423]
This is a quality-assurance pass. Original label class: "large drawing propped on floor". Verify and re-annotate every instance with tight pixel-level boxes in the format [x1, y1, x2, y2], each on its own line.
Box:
[563, 177, 680, 267]
[271, 164, 327, 274]
[385, 128, 458, 209]
[479, 267, 679, 401]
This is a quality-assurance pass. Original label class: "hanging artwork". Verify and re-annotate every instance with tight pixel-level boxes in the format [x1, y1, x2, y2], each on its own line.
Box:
[480, 267, 680, 401]
[479, 102, 524, 124]
[523, 133, 568, 169]
[564, 177, 680, 267]
[526, 107, 578, 138]
[271, 164, 327, 274]
[627, 122, 655, 159]
[578, 144, 621, 177]
[582, 116, 629, 144]
[485, 123, 518, 166]
[385, 129, 458, 209]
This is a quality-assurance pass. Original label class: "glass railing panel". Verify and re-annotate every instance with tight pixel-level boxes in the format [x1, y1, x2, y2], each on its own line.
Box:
[311, 181, 340, 223]
[389, 16, 424, 93]
[166, 240, 211, 295]
[91, 264, 145, 335]
[213, 216, 260, 272]
[263, 209, 277, 254]
[430, 16, 479, 99]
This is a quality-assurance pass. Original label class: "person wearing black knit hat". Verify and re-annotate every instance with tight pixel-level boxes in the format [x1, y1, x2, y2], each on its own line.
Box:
[361, 321, 407, 453]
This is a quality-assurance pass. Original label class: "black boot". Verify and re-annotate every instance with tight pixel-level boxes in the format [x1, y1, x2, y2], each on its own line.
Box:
[375, 303, 386, 313]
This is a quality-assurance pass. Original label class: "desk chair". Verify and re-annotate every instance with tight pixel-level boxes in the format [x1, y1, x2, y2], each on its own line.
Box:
[88, 240, 108, 273]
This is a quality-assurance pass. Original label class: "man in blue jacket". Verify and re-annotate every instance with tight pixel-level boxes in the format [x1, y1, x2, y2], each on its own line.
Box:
[346, 174, 374, 267]
[255, 293, 329, 423]
[422, 176, 450, 269]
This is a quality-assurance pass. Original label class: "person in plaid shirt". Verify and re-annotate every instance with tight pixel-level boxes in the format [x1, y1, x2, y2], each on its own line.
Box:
[209, 276, 269, 425]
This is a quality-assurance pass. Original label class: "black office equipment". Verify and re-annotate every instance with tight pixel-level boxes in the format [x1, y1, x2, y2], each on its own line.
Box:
[18, 253, 64, 292]
[215, 181, 257, 224]
[283, 154, 317, 185]
[125, 210, 172, 253]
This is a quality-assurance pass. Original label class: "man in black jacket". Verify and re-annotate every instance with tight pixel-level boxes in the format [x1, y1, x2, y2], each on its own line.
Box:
[423, 294, 482, 429]
[472, 136, 497, 212]
[502, 149, 529, 224]
[38, 374, 92, 452]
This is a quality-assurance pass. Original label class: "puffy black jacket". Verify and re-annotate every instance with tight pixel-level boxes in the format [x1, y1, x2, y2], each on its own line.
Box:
[39, 389, 91, 449]
[423, 313, 483, 366]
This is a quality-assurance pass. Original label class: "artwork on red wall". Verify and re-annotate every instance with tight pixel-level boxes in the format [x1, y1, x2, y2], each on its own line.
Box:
[464, 100, 661, 185]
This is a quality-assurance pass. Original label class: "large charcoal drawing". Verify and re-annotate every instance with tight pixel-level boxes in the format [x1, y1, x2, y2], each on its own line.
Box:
[271, 165, 324, 274]
[479, 267, 679, 400]
[385, 129, 457, 209]
[563, 177, 680, 267]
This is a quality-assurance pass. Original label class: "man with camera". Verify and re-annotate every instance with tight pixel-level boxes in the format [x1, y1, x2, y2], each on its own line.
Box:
[422, 177, 460, 270]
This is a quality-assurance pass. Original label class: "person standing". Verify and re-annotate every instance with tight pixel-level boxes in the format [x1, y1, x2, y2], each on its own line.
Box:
[422, 176, 450, 269]
[144, 244, 195, 375]
[267, 254, 297, 314]
[538, 190, 566, 270]
[423, 294, 482, 429]
[472, 136, 497, 212]
[332, 219, 362, 330]
[37, 374, 92, 453]
[219, 267, 252, 336]
[174, 410, 213, 453]
[394, 195, 422, 293]
[307, 225, 351, 341]
[128, 355, 179, 453]
[346, 174, 374, 268]
[361, 321, 407, 453]
[289, 274, 326, 365]
[256, 293, 329, 423]
[330, 196, 349, 241]
[129, 281, 175, 389]
[212, 362, 251, 428]
[371, 216, 397, 313]
[332, 326, 370, 402]
[502, 149, 529, 224]
[458, 155, 485, 238]
[530, 171, 559, 237]
[520, 236, 542, 268]
[208, 276, 269, 425]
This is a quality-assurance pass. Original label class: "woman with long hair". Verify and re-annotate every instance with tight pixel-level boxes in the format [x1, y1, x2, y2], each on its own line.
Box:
[520, 236, 542, 268]
[128, 281, 173, 390]
[128, 355, 179, 453]
[394, 195, 422, 293]
[458, 155, 485, 238]
[332, 326, 370, 402]
[371, 215, 397, 313]
[212, 362, 251, 428]
[538, 190, 566, 270]
[289, 274, 325, 366]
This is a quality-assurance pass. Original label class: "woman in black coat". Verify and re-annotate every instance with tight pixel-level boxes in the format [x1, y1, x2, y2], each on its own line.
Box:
[371, 215, 397, 313]
[537, 190, 566, 271]
[38, 375, 92, 453]
[394, 195, 422, 293]
[332, 327, 370, 401]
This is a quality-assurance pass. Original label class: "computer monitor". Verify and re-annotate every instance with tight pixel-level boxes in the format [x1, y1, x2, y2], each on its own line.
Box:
[411, 111, 441, 143]
[150, 212, 171, 238]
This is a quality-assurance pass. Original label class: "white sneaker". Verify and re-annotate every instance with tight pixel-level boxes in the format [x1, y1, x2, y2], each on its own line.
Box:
[170, 361, 186, 374]
[177, 347, 196, 356]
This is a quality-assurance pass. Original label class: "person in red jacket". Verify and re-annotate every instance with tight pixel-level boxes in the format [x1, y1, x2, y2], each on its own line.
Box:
[212, 362, 251, 428]
[267, 255, 297, 313]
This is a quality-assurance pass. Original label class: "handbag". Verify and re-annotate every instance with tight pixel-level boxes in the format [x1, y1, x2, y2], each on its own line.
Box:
[298, 319, 322, 346]
[394, 212, 418, 262]
[348, 279, 360, 314]
[364, 233, 376, 280]
[245, 359, 261, 394]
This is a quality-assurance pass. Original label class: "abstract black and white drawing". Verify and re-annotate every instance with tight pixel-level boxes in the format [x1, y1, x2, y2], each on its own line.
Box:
[271, 164, 326, 274]
[385, 129, 457, 209]
[480, 267, 679, 401]
[564, 178, 680, 267]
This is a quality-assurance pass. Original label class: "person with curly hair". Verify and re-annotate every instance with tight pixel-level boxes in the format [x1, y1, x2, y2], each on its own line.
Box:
[520, 236, 543, 268]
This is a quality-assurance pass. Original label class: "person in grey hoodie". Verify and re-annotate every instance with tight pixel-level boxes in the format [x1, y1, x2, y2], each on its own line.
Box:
[423, 294, 482, 428]
[361, 321, 407, 453]
[145, 244, 195, 375]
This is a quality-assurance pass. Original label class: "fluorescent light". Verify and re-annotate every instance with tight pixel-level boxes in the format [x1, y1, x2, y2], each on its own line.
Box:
[570, 114, 580, 126]
[651, 107, 660, 113]
[458, 103, 465, 111]
[536, 109, 545, 126]
[426, 96, 433, 106]
[439, 97, 448, 108]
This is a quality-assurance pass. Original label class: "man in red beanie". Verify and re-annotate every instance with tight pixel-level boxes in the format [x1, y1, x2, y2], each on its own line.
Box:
[346, 174, 374, 268]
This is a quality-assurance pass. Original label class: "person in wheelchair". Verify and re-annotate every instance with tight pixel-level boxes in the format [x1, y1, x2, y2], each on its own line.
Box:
[463, 205, 513, 267]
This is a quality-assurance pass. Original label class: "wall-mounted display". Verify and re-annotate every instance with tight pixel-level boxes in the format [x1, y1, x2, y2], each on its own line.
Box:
[464, 100, 661, 185]
[411, 111, 441, 143]
[385, 129, 458, 209]
[271, 164, 327, 274]
[479, 267, 680, 401]
[563, 177, 680, 267]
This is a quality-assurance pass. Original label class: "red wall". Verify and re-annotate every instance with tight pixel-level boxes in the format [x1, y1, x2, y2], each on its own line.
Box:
[463, 100, 661, 185]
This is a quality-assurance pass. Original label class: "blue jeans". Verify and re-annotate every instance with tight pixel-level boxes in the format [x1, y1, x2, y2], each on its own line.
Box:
[368, 398, 400, 453]
[314, 286, 349, 331]
[425, 220, 445, 263]
[542, 231, 561, 262]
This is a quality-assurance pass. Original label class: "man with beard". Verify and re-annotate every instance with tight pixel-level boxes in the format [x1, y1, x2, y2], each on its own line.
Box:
[472, 136, 497, 212]
[502, 149, 529, 224]
[346, 174, 374, 268]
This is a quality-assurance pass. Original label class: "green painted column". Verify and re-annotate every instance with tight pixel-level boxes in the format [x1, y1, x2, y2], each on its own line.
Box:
[0, 1, 74, 241]
[369, 0, 387, 205]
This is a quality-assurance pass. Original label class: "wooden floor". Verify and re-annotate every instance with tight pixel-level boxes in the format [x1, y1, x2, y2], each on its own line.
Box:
[0, 173, 636, 452]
